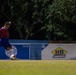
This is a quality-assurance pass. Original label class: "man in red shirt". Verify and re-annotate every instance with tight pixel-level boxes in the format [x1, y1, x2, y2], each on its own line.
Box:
[0, 21, 17, 60]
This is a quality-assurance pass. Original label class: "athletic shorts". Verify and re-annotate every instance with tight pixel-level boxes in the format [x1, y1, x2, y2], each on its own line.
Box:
[0, 37, 11, 49]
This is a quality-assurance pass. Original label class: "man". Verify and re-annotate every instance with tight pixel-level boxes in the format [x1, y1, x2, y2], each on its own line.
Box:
[0, 21, 17, 60]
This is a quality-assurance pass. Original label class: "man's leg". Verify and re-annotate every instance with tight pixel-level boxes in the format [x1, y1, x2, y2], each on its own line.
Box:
[5, 46, 17, 60]
[2, 38, 17, 60]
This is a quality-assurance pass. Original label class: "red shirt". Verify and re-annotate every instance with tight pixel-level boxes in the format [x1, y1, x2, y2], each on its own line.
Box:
[0, 26, 9, 39]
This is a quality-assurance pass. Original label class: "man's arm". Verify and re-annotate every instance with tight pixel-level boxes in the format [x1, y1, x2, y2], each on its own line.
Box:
[0, 29, 1, 38]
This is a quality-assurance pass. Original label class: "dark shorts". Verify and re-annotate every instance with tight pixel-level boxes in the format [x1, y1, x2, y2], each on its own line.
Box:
[0, 37, 11, 49]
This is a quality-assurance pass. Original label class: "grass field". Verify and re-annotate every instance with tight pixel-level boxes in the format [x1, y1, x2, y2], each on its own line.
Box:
[0, 60, 76, 75]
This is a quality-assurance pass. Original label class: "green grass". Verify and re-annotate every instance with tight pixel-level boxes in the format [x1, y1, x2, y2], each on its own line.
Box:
[0, 60, 76, 75]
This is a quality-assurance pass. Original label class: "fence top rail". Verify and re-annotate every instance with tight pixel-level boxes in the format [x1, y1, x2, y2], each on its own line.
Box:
[9, 40, 48, 43]
[11, 43, 48, 45]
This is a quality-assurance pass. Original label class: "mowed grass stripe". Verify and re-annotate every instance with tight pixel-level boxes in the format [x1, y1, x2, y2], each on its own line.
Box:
[0, 60, 76, 75]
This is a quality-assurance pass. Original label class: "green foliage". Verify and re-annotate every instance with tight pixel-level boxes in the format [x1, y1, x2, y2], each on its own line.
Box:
[0, 0, 76, 40]
[47, 0, 76, 40]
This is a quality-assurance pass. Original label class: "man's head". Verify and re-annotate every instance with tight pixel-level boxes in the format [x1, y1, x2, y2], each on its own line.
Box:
[4, 21, 11, 29]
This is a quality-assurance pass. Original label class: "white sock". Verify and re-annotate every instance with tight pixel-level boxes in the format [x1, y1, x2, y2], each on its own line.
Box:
[10, 54, 15, 59]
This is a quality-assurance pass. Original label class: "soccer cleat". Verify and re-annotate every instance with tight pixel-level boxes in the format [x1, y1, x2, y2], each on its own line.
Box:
[10, 58, 19, 60]
[10, 57, 19, 60]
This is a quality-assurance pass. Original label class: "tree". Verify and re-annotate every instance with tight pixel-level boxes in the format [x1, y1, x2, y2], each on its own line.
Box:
[45, 0, 76, 40]
[1, 0, 76, 41]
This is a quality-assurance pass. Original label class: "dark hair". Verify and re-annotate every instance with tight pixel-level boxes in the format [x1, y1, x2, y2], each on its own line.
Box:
[5, 22, 11, 25]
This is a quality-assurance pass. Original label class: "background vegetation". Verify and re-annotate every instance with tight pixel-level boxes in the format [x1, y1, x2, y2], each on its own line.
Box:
[0, 0, 76, 41]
